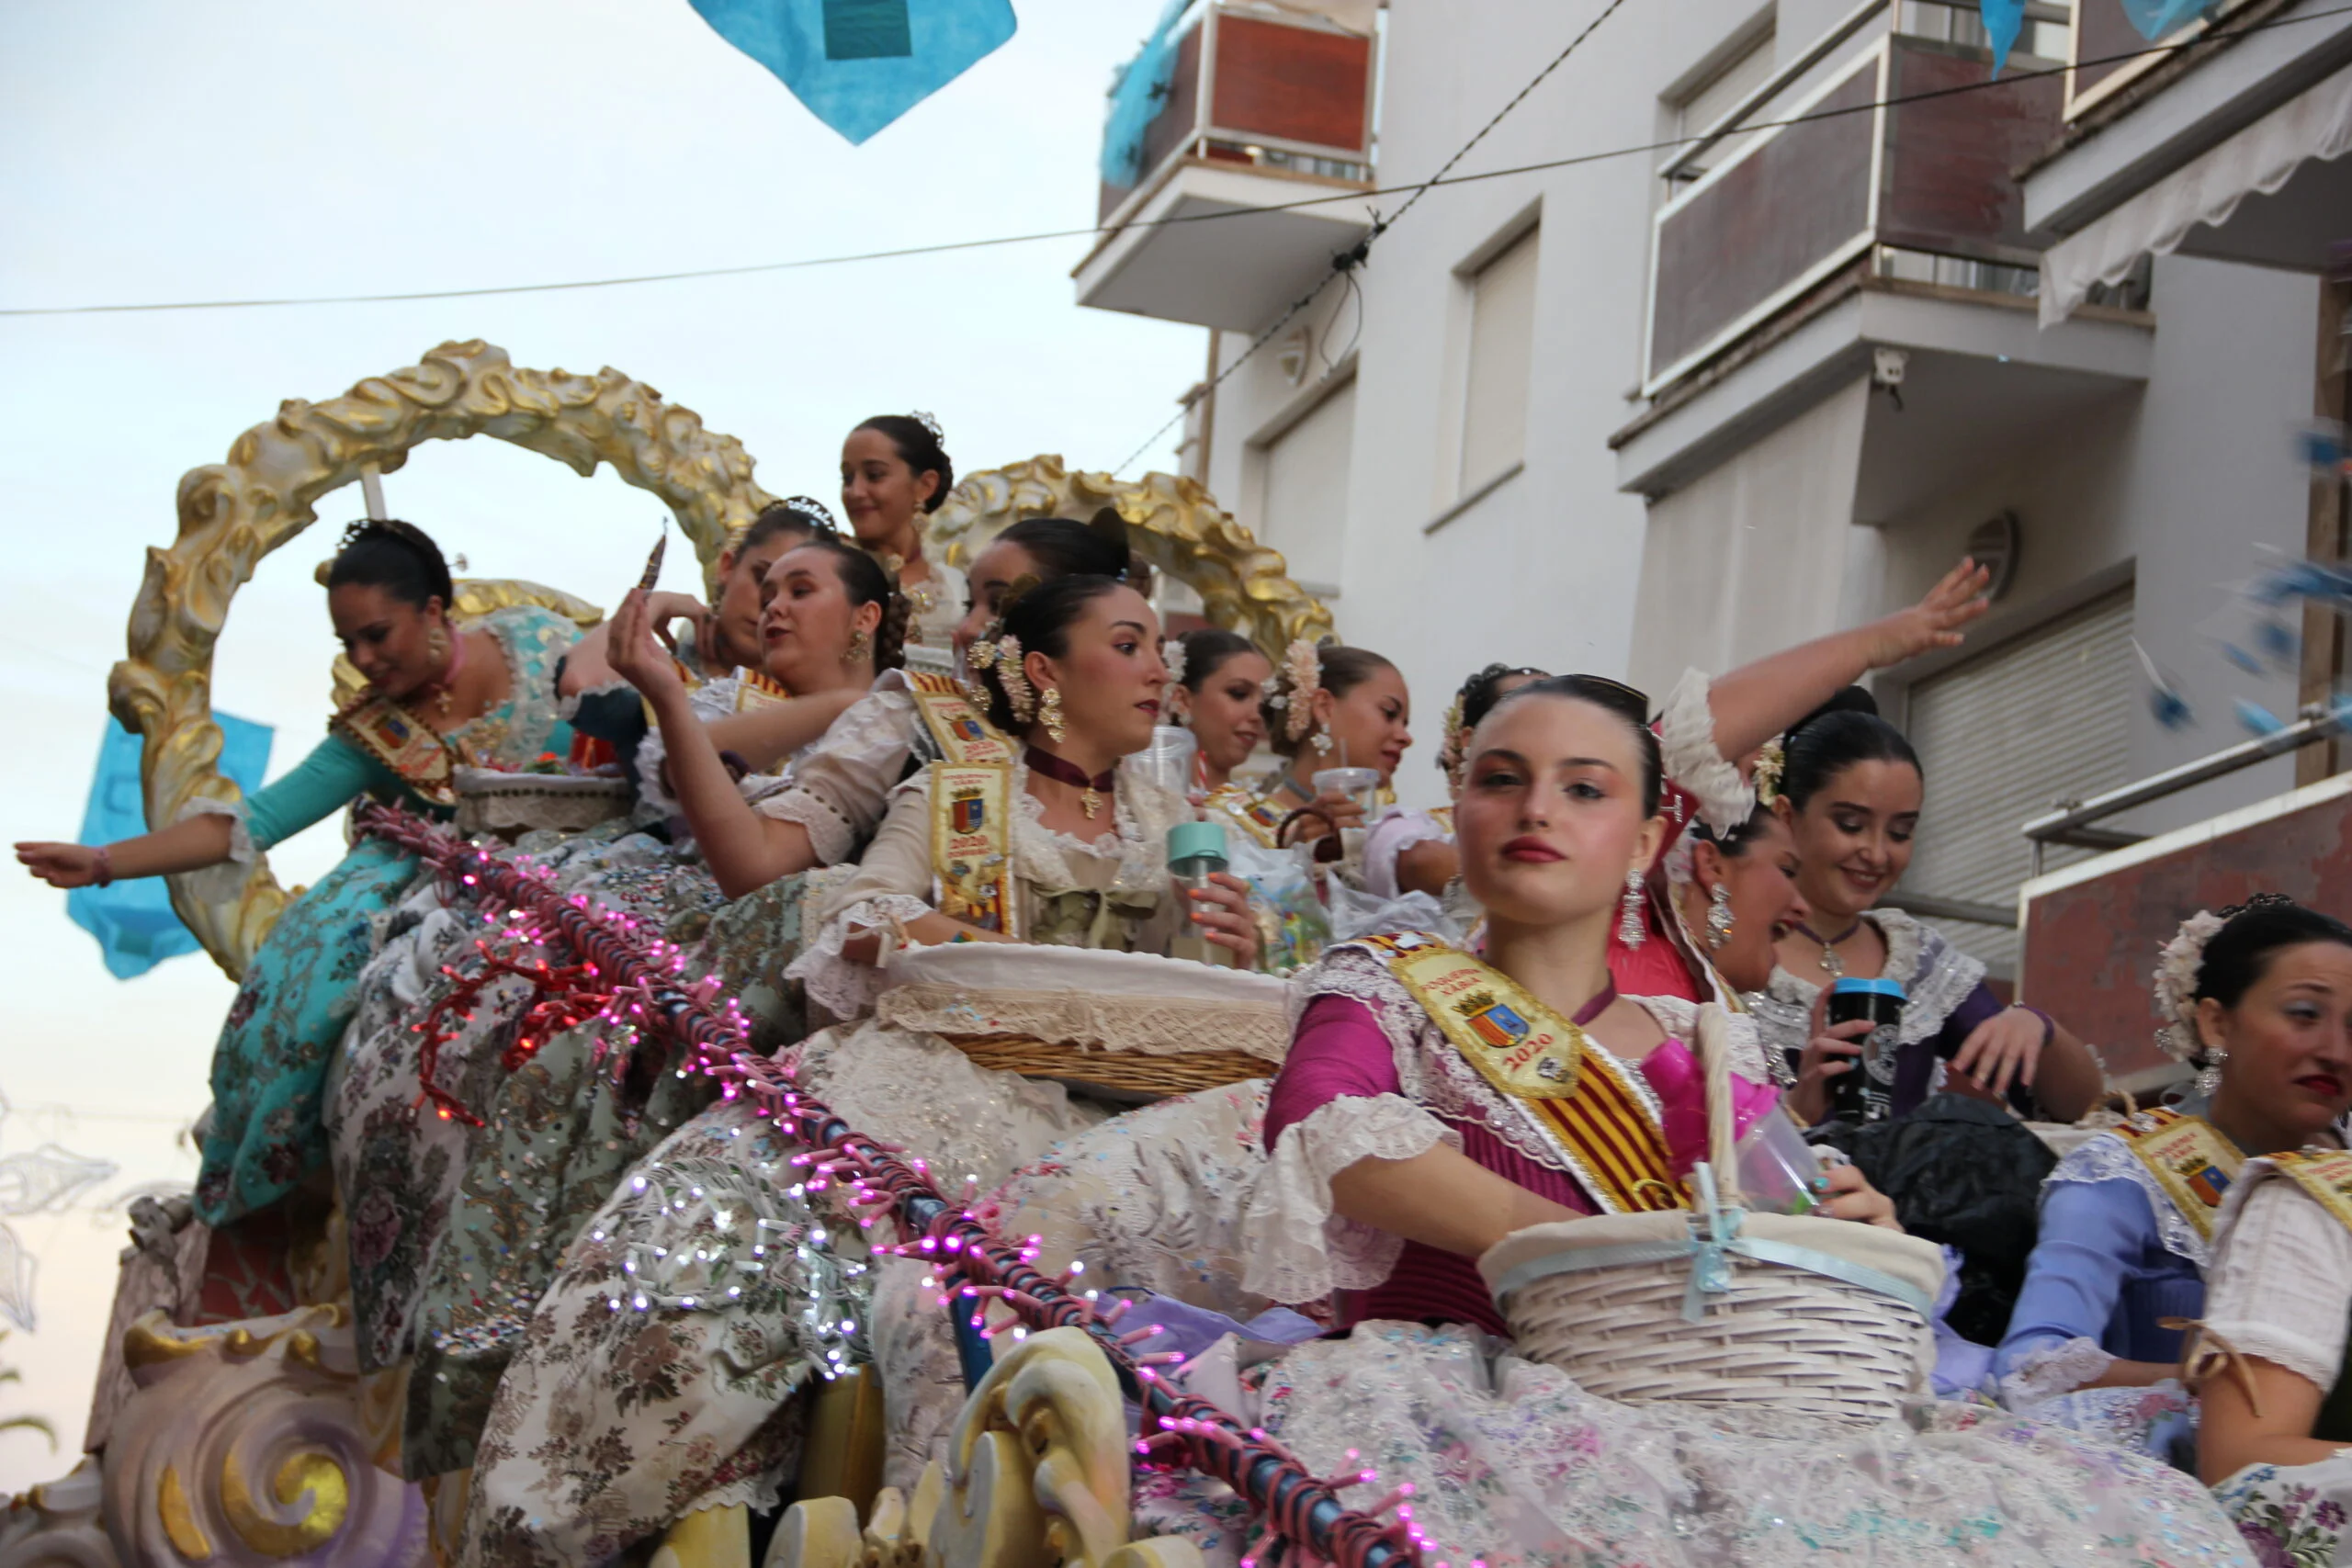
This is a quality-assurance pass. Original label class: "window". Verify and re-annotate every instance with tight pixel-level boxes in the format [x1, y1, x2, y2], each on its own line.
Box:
[1254, 376, 1355, 594]
[1902, 586, 2135, 975]
[1667, 29, 1777, 185]
[1459, 227, 1538, 497]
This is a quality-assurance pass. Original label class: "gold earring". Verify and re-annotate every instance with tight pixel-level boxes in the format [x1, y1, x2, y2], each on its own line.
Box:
[427, 623, 450, 666]
[1041, 686, 1067, 744]
[843, 627, 872, 664]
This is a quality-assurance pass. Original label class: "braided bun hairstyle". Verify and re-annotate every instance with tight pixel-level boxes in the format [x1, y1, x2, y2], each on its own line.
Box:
[785, 534, 908, 673]
[327, 518, 455, 609]
[854, 415, 955, 513]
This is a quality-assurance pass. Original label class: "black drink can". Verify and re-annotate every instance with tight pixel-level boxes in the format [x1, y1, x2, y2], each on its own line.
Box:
[1826, 976, 1906, 1123]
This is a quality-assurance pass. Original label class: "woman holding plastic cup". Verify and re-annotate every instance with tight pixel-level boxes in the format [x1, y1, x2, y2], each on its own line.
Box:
[1254, 640, 1414, 869]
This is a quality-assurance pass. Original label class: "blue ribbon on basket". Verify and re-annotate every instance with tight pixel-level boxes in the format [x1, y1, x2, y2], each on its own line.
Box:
[1487, 1163, 1936, 1324]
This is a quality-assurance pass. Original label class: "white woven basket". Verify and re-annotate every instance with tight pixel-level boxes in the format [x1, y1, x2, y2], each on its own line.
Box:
[1476, 1007, 1945, 1427]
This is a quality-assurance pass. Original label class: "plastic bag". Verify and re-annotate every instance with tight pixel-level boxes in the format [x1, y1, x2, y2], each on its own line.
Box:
[1226, 836, 1332, 975]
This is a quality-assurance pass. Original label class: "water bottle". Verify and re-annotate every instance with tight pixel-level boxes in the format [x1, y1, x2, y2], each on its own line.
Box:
[1167, 820, 1233, 967]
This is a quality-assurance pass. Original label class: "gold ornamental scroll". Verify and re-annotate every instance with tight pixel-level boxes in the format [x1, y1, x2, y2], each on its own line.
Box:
[927, 455, 1334, 657]
[109, 339, 782, 980]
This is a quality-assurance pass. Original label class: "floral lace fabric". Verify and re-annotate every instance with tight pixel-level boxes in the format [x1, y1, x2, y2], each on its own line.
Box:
[1752, 908, 1988, 1060]
[2213, 1451, 2352, 1566]
[1240, 1092, 1454, 1303]
[2044, 1129, 2211, 1268]
[1132, 1321, 2252, 1567]
[2000, 1336, 2120, 1407]
[752, 676, 928, 867]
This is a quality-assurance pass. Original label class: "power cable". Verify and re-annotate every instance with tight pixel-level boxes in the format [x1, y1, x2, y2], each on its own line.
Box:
[5, 4, 2339, 322]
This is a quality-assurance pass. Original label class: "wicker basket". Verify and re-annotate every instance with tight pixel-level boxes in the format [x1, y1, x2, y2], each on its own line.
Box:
[877, 944, 1287, 1102]
[1476, 1007, 1945, 1427]
[453, 767, 633, 840]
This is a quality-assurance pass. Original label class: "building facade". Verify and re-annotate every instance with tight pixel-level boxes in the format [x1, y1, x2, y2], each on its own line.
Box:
[1077, 0, 2346, 984]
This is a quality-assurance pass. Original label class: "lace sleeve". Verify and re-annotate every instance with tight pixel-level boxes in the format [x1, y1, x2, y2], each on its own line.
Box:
[770, 682, 921, 862]
[2001, 1337, 2117, 1407]
[1239, 1093, 1457, 1305]
[782, 776, 938, 1021]
[1362, 809, 1451, 901]
[2203, 1172, 2352, 1392]
[171, 796, 259, 906]
[1656, 668, 1753, 836]
[632, 678, 744, 819]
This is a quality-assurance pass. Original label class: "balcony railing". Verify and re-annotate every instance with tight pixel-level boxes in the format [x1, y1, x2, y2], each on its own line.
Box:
[1643, 31, 2064, 395]
[1097, 1, 1377, 231]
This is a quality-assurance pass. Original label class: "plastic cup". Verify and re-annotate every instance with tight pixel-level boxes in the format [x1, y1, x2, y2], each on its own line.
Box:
[1310, 765, 1382, 819]
[1735, 1110, 1824, 1216]
[1126, 726, 1199, 798]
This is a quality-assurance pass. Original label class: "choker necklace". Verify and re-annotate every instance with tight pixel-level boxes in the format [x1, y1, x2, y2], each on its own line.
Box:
[1024, 745, 1115, 820]
[1792, 920, 1863, 977]
[1571, 980, 1620, 1027]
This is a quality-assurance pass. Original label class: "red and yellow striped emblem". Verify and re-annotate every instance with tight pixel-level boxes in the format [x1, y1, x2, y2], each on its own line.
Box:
[1353, 932, 1682, 1214]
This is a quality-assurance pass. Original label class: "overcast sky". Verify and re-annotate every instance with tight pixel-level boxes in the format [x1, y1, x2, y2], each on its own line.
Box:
[0, 0, 1200, 1473]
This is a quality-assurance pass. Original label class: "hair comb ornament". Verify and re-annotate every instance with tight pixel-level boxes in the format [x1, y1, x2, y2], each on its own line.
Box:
[909, 411, 945, 444]
[638, 519, 670, 592]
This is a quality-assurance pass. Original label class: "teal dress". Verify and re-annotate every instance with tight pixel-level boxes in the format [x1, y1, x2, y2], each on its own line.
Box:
[191, 604, 578, 1226]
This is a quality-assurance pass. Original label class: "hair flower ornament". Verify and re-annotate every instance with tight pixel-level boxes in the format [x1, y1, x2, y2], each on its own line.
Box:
[1162, 637, 1187, 686]
[1751, 736, 1787, 806]
[989, 634, 1035, 724]
[1269, 638, 1323, 743]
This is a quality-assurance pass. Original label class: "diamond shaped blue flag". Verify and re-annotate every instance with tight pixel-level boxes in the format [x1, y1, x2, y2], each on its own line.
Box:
[68, 713, 271, 979]
[688, 0, 1019, 145]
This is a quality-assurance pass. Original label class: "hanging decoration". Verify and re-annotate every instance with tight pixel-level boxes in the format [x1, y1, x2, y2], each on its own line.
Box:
[688, 0, 1020, 145]
[69, 715, 270, 979]
[1102, 0, 1193, 186]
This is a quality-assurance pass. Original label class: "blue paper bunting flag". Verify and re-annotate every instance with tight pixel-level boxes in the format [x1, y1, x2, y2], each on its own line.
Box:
[68, 714, 271, 979]
[688, 0, 1018, 145]
[1978, 0, 2026, 75]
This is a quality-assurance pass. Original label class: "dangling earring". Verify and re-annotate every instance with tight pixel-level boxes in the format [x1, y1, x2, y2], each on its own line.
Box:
[1311, 723, 1335, 756]
[2195, 1046, 2228, 1098]
[1618, 867, 1647, 948]
[843, 627, 872, 664]
[1706, 882, 1735, 951]
[1041, 686, 1067, 745]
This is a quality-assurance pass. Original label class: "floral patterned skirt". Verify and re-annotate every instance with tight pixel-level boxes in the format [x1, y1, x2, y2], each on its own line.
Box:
[2214, 1450, 2352, 1565]
[1134, 1323, 2253, 1568]
[197, 835, 421, 1226]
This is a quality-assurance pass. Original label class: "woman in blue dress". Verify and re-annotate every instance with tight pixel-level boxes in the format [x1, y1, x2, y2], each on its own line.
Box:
[17, 519, 579, 1226]
[1997, 896, 2352, 1461]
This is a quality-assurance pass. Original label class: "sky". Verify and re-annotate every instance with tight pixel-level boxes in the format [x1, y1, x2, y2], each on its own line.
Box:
[0, 0, 1203, 1478]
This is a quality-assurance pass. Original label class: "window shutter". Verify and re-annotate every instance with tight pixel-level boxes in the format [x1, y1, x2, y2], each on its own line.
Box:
[1901, 586, 2136, 974]
[1460, 229, 1539, 494]
[1260, 376, 1356, 592]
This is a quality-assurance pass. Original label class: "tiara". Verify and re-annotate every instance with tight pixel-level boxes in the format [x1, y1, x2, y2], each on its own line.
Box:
[908, 411, 945, 444]
[783, 495, 841, 532]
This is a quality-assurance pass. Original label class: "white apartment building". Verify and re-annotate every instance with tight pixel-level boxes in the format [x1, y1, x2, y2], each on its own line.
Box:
[1074, 0, 2350, 977]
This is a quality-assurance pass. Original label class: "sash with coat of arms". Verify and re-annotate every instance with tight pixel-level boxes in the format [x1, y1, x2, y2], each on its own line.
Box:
[2115, 1108, 2245, 1242]
[905, 671, 1015, 766]
[1348, 931, 1684, 1214]
[1204, 783, 1288, 849]
[907, 675, 1020, 936]
[330, 694, 465, 807]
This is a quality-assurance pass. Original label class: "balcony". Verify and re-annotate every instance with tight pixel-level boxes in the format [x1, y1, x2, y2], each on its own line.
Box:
[1643, 31, 2066, 396]
[1073, 1, 1378, 331]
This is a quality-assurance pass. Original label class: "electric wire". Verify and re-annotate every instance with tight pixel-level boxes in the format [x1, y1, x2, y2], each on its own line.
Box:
[4, 4, 2342, 322]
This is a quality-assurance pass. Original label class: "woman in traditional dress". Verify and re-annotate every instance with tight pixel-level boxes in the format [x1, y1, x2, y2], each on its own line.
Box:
[462, 573, 1261, 1568]
[1758, 689, 2108, 1125]
[17, 519, 579, 1227]
[1668, 804, 1809, 997]
[1128, 674, 2251, 1567]
[1998, 897, 2352, 1464]
[327, 532, 908, 1480]
[840, 413, 966, 656]
[688, 515, 1134, 888]
[1166, 626, 1273, 802]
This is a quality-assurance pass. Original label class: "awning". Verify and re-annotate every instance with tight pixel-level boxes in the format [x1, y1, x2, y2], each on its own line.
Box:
[2040, 61, 2352, 325]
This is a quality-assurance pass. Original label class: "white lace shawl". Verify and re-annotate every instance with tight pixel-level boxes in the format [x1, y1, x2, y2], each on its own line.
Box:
[2202, 1157, 2352, 1392]
[1240, 944, 1703, 1304]
[2041, 1127, 2212, 1269]
[1656, 667, 1752, 836]
[751, 671, 931, 866]
[1747, 907, 1987, 1065]
[630, 674, 797, 823]
[784, 761, 1186, 1021]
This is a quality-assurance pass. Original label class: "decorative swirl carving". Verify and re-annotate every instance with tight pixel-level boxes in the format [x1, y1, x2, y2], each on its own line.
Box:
[928, 457, 1333, 658]
[99, 1306, 427, 1568]
[109, 340, 779, 978]
[0, 1460, 119, 1568]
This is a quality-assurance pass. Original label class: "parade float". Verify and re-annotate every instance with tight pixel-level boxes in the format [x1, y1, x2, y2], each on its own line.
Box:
[0, 340, 1389, 1568]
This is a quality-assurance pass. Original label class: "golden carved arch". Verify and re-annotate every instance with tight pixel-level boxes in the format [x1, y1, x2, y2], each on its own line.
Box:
[109, 339, 781, 979]
[928, 457, 1333, 655]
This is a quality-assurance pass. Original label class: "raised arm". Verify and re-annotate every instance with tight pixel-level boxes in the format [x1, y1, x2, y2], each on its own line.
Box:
[1706, 558, 1992, 762]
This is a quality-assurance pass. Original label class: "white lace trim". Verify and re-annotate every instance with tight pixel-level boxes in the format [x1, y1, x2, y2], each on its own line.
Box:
[1240, 1092, 1456, 1304]
[876, 981, 1289, 1062]
[173, 795, 259, 905]
[786, 893, 935, 1021]
[2001, 1336, 2116, 1407]
[554, 675, 633, 726]
[1656, 668, 1752, 836]
[633, 677, 750, 819]
[753, 786, 858, 865]
[2198, 1319, 2341, 1392]
[1749, 908, 1987, 1061]
[1362, 809, 1451, 902]
[2044, 1129, 2211, 1267]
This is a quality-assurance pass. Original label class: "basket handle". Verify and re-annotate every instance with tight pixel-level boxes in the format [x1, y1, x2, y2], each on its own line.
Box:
[1695, 1002, 1743, 1202]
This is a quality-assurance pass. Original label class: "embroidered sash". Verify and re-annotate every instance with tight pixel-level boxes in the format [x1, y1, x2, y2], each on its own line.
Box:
[2270, 1147, 2352, 1236]
[1205, 784, 1286, 849]
[730, 665, 793, 712]
[332, 695, 463, 807]
[1351, 931, 1682, 1214]
[2117, 1109, 2245, 1242]
[904, 671, 1016, 765]
[929, 762, 1017, 935]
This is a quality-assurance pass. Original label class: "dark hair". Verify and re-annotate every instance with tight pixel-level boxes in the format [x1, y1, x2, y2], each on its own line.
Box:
[1461, 663, 1550, 733]
[1691, 803, 1784, 857]
[1175, 628, 1261, 694]
[976, 574, 1127, 732]
[1266, 645, 1399, 758]
[1485, 673, 1664, 817]
[326, 519, 454, 610]
[2194, 894, 2352, 1014]
[994, 515, 1132, 582]
[854, 416, 955, 513]
[778, 534, 910, 673]
[741, 497, 835, 555]
[1779, 686, 1921, 811]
